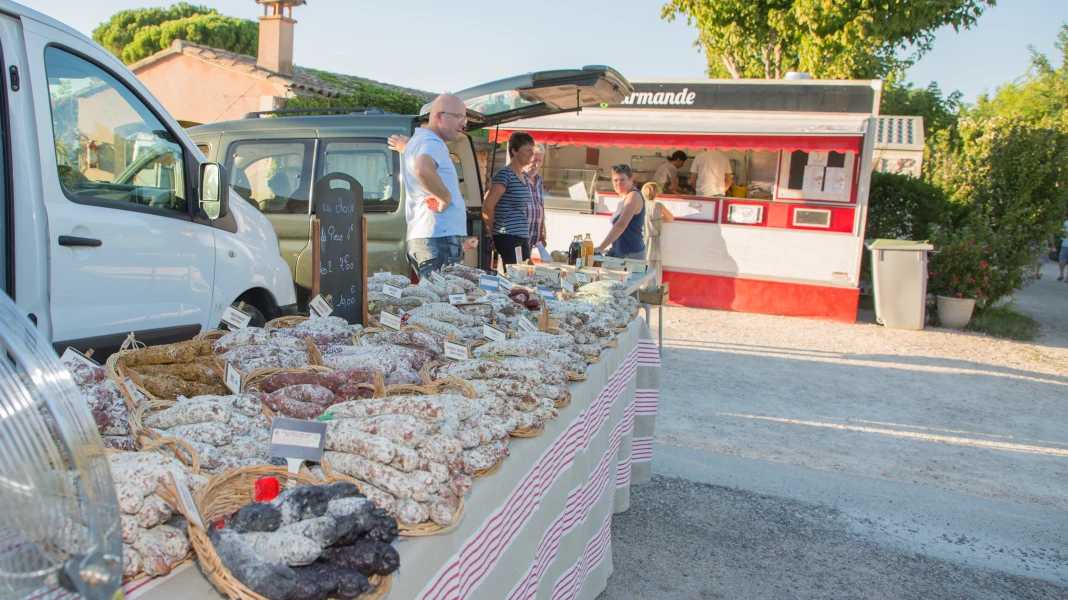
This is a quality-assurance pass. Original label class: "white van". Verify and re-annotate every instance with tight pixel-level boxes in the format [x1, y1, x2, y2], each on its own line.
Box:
[1, 1, 297, 355]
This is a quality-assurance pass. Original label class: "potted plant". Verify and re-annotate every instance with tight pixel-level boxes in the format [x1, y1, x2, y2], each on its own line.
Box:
[927, 226, 998, 329]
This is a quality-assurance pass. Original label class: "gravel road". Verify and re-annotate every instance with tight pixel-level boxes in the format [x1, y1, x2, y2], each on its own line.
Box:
[600, 262, 1068, 598]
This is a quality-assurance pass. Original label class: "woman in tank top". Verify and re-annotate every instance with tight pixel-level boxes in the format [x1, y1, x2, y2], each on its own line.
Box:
[595, 164, 647, 260]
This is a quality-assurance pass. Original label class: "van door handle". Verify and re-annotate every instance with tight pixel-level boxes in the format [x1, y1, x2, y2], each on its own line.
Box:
[58, 236, 102, 248]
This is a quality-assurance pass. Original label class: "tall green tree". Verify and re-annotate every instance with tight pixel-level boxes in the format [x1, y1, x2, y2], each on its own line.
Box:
[92, 3, 258, 65]
[971, 24, 1068, 129]
[662, 0, 995, 80]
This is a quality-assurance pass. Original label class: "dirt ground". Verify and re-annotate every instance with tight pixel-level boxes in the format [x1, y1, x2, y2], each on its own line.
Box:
[601, 262, 1068, 598]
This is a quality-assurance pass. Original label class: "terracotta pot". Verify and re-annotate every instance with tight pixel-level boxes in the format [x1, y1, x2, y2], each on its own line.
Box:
[936, 295, 976, 329]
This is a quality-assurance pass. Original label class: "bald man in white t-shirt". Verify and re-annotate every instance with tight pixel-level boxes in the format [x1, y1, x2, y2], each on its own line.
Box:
[690, 150, 733, 197]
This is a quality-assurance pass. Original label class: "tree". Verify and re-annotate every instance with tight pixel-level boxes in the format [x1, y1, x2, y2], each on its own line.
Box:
[880, 81, 962, 142]
[972, 24, 1068, 129]
[92, 3, 257, 65]
[662, 0, 995, 80]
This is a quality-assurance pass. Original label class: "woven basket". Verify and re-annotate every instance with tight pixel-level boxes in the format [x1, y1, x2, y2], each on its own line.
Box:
[181, 465, 391, 600]
[318, 457, 465, 537]
[211, 338, 325, 391]
[565, 370, 587, 382]
[264, 315, 309, 331]
[473, 455, 504, 478]
[602, 337, 620, 349]
[554, 390, 572, 409]
[586, 353, 601, 365]
[610, 326, 628, 334]
[195, 329, 227, 342]
[242, 365, 333, 393]
[509, 421, 545, 438]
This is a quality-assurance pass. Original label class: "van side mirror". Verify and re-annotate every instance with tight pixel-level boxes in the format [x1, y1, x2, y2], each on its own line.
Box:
[199, 162, 228, 220]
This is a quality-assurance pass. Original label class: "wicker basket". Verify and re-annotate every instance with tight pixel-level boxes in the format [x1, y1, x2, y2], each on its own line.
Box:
[509, 421, 545, 438]
[318, 457, 465, 537]
[242, 365, 333, 393]
[180, 465, 391, 600]
[554, 390, 572, 410]
[264, 315, 309, 331]
[473, 455, 504, 478]
[565, 370, 587, 382]
[586, 353, 601, 365]
[194, 329, 227, 342]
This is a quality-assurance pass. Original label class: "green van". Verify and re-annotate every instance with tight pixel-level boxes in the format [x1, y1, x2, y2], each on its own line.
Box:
[188, 67, 631, 309]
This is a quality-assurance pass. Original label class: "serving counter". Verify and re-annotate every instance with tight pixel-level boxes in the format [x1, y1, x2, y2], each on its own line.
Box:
[115, 318, 661, 600]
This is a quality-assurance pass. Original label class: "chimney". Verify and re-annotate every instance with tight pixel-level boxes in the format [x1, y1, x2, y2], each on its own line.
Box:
[255, 0, 305, 76]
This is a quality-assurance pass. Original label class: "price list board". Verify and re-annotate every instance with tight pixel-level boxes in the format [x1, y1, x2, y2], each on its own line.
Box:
[313, 173, 366, 325]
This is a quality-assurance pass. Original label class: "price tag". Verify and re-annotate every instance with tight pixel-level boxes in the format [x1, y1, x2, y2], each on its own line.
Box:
[373, 271, 392, 278]
[483, 323, 507, 342]
[221, 304, 252, 330]
[498, 276, 515, 292]
[535, 266, 562, 284]
[518, 313, 538, 332]
[380, 310, 403, 331]
[309, 294, 333, 318]
[430, 271, 447, 285]
[382, 284, 403, 299]
[444, 340, 469, 361]
[448, 293, 467, 305]
[562, 278, 575, 294]
[61, 347, 99, 368]
[601, 256, 626, 270]
[167, 472, 204, 529]
[478, 274, 499, 291]
[538, 286, 554, 299]
[224, 362, 242, 394]
[514, 246, 524, 263]
[268, 417, 328, 462]
[575, 271, 589, 284]
[123, 378, 140, 401]
[624, 259, 649, 274]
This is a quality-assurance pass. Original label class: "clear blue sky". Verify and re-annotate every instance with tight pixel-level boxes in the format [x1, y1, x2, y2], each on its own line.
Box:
[27, 0, 1068, 104]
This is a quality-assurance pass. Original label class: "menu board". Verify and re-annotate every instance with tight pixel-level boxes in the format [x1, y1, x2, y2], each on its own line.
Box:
[315, 173, 365, 325]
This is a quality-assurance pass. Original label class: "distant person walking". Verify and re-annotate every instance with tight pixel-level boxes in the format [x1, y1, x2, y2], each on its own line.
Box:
[596, 164, 646, 260]
[395, 94, 473, 279]
[483, 131, 536, 266]
[1057, 217, 1068, 281]
[525, 143, 547, 250]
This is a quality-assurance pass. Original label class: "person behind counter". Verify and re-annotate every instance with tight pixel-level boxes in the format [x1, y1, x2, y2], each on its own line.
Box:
[483, 131, 536, 266]
[595, 164, 646, 259]
[642, 182, 674, 284]
[652, 150, 688, 194]
[525, 144, 547, 249]
[690, 148, 733, 197]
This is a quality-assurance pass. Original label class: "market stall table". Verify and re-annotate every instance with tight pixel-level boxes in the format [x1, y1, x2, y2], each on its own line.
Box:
[127, 317, 661, 600]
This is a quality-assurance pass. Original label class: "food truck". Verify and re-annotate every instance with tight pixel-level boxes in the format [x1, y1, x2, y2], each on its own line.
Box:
[490, 78, 882, 323]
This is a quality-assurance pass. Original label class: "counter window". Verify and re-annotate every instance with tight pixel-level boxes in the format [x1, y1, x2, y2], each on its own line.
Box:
[776, 150, 856, 203]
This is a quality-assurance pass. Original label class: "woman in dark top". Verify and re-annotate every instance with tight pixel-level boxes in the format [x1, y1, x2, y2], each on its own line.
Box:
[595, 164, 646, 259]
[483, 131, 536, 266]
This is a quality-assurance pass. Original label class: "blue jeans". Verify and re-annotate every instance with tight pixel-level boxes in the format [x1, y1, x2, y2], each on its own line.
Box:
[406, 236, 464, 279]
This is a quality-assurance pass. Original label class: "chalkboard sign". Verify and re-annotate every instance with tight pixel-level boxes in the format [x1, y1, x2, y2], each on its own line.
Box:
[315, 173, 365, 325]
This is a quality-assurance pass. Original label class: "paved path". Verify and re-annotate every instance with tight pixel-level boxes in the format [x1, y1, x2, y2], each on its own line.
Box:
[600, 269, 1068, 598]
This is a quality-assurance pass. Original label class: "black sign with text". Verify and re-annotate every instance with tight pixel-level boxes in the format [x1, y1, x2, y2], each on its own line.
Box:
[608, 82, 877, 114]
[316, 173, 365, 325]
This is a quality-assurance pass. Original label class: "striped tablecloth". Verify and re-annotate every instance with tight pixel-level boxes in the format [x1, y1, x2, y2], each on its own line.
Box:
[121, 317, 660, 600]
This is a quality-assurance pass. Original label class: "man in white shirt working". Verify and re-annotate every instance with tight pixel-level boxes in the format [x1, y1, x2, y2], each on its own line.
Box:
[690, 149, 733, 197]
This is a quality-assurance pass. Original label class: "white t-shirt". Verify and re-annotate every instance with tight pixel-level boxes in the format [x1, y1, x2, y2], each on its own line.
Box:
[691, 150, 732, 197]
[401, 127, 466, 241]
[653, 162, 677, 188]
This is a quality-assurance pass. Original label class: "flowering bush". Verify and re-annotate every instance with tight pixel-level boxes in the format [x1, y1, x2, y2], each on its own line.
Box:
[927, 223, 1040, 303]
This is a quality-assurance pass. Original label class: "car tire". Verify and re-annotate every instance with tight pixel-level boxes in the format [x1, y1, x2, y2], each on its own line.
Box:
[243, 304, 267, 329]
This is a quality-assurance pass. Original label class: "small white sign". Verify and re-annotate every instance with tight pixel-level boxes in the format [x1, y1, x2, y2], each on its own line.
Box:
[382, 284, 403, 299]
[373, 271, 392, 278]
[601, 256, 626, 270]
[221, 304, 252, 330]
[444, 340, 469, 361]
[168, 472, 203, 529]
[562, 278, 575, 294]
[518, 313, 538, 332]
[498, 276, 514, 292]
[448, 293, 467, 305]
[61, 347, 99, 368]
[430, 271, 447, 285]
[380, 310, 403, 331]
[224, 362, 242, 394]
[123, 378, 139, 401]
[568, 182, 590, 202]
[309, 294, 333, 318]
[478, 274, 499, 291]
[483, 324, 507, 342]
[576, 257, 584, 269]
[538, 286, 554, 299]
[271, 429, 322, 449]
[575, 271, 589, 283]
[514, 246, 524, 263]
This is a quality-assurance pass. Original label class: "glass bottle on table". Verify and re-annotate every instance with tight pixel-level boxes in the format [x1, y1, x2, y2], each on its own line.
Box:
[583, 234, 595, 265]
[567, 236, 581, 266]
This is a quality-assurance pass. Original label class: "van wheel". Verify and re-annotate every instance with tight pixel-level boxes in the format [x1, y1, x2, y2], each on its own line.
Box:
[242, 304, 267, 328]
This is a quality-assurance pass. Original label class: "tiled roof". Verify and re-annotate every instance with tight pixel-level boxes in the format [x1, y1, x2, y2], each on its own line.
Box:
[131, 39, 435, 101]
[874, 116, 925, 149]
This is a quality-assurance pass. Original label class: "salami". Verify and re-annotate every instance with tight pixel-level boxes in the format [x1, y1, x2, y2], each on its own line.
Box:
[132, 530, 172, 576]
[323, 451, 431, 501]
[164, 422, 233, 447]
[330, 396, 443, 421]
[144, 400, 231, 430]
[324, 423, 396, 464]
[121, 515, 140, 544]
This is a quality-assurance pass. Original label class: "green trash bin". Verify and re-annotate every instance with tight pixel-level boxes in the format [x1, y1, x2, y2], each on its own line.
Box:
[866, 239, 934, 330]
